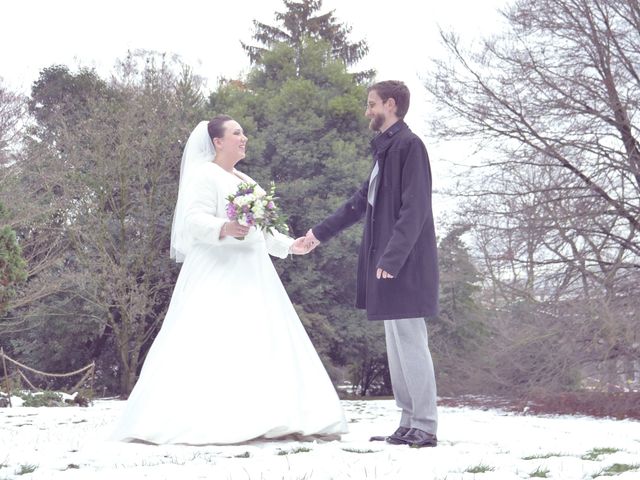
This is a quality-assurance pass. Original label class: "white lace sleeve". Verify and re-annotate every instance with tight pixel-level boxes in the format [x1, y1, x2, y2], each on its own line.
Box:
[264, 229, 294, 259]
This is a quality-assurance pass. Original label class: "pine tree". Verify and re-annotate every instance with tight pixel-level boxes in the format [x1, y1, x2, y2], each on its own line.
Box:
[434, 226, 486, 350]
[210, 39, 386, 392]
[0, 202, 27, 316]
[241, 0, 373, 82]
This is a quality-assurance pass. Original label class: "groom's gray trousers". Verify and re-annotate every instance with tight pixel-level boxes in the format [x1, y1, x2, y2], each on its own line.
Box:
[384, 317, 438, 435]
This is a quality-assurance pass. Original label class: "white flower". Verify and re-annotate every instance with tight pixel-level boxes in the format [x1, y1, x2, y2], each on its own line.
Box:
[234, 195, 253, 207]
[252, 203, 265, 219]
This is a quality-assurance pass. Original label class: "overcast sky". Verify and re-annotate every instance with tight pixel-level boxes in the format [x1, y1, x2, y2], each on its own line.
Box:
[1, 0, 511, 219]
[1, 0, 509, 118]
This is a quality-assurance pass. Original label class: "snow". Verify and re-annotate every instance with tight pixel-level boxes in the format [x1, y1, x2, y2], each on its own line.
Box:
[1, 398, 639, 479]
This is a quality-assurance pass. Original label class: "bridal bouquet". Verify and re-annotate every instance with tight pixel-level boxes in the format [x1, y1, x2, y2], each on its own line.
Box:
[225, 182, 288, 239]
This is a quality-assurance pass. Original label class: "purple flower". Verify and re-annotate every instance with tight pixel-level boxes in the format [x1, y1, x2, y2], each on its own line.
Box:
[226, 203, 237, 219]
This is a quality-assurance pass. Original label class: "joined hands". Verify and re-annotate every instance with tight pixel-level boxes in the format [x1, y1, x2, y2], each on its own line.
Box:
[304, 229, 321, 252]
[289, 229, 321, 255]
[290, 236, 313, 255]
[298, 228, 393, 279]
[221, 221, 320, 255]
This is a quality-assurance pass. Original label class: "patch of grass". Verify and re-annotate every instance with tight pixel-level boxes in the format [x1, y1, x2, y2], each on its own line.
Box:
[592, 463, 640, 477]
[17, 391, 64, 407]
[529, 466, 550, 478]
[15, 464, 37, 475]
[277, 447, 312, 456]
[65, 464, 80, 470]
[342, 448, 377, 454]
[465, 464, 495, 474]
[581, 447, 620, 461]
[233, 452, 251, 458]
[522, 452, 566, 460]
[188, 452, 215, 463]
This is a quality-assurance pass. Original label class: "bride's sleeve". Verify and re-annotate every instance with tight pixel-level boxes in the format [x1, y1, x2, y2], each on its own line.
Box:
[184, 169, 227, 245]
[264, 229, 294, 259]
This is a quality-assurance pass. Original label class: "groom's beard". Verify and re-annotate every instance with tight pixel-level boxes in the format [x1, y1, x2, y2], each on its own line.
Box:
[369, 113, 385, 132]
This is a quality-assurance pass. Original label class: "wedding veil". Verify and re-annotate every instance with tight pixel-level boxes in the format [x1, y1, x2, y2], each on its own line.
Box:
[170, 120, 216, 263]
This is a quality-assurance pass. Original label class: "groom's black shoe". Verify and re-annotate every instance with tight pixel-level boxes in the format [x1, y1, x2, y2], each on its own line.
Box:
[369, 426, 410, 443]
[404, 428, 438, 448]
[386, 426, 413, 445]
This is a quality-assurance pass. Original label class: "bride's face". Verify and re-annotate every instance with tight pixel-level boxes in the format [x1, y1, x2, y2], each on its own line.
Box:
[216, 120, 248, 160]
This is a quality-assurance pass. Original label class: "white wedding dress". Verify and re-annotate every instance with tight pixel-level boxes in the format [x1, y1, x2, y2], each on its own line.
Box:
[110, 162, 347, 445]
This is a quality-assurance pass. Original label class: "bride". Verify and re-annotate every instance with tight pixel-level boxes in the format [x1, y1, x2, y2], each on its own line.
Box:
[110, 116, 347, 445]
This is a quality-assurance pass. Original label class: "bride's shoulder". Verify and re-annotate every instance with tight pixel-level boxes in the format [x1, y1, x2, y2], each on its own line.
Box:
[186, 162, 219, 189]
[196, 161, 220, 177]
[233, 169, 256, 184]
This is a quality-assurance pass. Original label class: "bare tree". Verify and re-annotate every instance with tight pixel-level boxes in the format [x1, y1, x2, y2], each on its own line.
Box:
[3, 53, 207, 394]
[427, 0, 640, 391]
[0, 78, 26, 167]
[0, 80, 64, 330]
[63, 53, 207, 394]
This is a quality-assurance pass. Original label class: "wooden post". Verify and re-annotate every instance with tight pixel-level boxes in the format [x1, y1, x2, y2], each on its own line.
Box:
[1, 347, 12, 407]
[89, 362, 96, 404]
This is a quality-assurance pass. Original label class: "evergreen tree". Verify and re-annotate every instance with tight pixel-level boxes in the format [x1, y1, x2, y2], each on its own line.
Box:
[28, 65, 110, 145]
[430, 226, 490, 394]
[434, 226, 485, 349]
[242, 0, 373, 82]
[0, 202, 27, 316]
[210, 39, 387, 392]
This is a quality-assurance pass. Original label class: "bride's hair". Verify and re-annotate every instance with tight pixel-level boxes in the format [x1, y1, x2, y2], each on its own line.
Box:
[207, 115, 234, 143]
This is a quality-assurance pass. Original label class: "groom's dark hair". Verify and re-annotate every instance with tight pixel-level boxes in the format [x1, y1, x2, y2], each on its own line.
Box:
[368, 80, 410, 119]
[207, 115, 234, 142]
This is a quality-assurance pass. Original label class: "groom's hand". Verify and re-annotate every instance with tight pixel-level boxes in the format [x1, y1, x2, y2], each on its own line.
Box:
[305, 229, 321, 251]
[376, 268, 394, 279]
[290, 236, 312, 255]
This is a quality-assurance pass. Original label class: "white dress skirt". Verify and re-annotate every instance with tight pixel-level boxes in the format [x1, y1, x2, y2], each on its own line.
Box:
[110, 162, 347, 445]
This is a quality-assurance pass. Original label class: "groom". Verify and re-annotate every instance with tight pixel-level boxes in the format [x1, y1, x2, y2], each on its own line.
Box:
[305, 80, 439, 448]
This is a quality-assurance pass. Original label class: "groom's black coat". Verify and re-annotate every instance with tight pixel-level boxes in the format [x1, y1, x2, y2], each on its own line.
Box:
[313, 121, 439, 321]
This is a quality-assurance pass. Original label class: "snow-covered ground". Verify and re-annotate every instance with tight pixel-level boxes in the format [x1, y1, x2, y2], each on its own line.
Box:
[1, 397, 639, 479]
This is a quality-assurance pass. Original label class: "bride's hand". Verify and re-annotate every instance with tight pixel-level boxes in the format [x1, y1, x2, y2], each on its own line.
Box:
[220, 221, 250, 239]
[289, 236, 312, 255]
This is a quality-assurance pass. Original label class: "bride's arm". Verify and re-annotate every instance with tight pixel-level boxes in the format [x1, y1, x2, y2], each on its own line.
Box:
[263, 229, 295, 259]
[184, 169, 228, 245]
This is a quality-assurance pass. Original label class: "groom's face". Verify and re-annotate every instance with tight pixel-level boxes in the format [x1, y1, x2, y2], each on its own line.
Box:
[365, 90, 388, 132]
